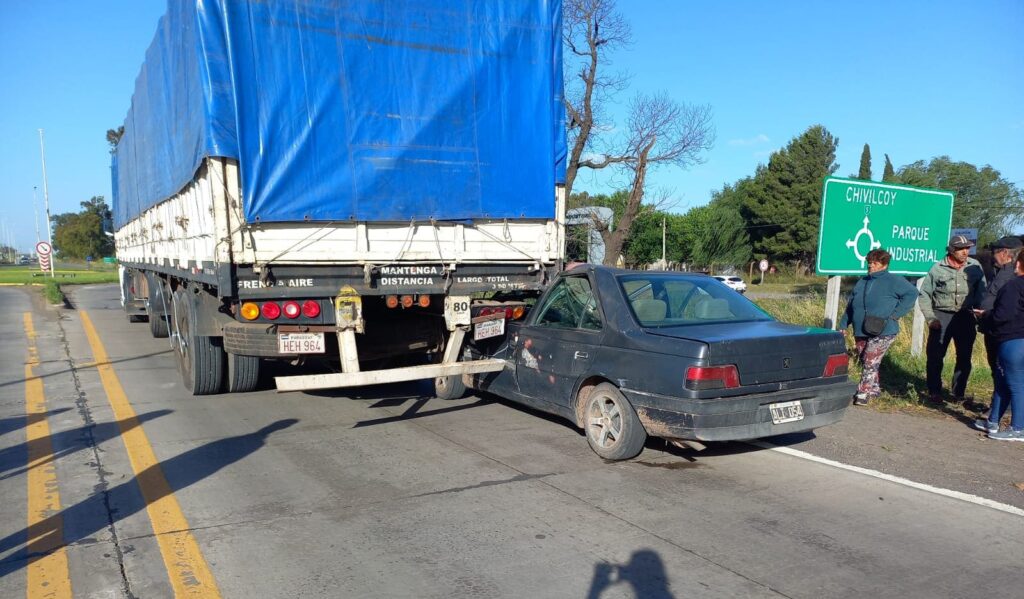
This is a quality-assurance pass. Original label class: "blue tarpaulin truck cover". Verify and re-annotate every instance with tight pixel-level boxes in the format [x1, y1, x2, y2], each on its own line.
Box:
[113, 0, 566, 228]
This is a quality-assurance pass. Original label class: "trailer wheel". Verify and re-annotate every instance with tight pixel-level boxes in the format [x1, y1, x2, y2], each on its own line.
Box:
[433, 375, 466, 400]
[147, 276, 170, 338]
[171, 287, 224, 395]
[226, 353, 260, 393]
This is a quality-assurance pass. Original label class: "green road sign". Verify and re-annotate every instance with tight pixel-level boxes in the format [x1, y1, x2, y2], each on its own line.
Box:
[816, 177, 954, 276]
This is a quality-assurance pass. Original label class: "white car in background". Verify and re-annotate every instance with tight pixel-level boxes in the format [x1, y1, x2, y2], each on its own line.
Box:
[713, 275, 747, 294]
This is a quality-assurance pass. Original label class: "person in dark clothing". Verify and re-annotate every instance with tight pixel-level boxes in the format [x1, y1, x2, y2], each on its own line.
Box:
[918, 235, 987, 402]
[977, 252, 1024, 440]
[839, 249, 919, 405]
[971, 236, 1023, 419]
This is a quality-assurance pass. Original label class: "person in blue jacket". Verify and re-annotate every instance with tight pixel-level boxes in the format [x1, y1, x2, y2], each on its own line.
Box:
[839, 249, 920, 405]
[977, 251, 1024, 440]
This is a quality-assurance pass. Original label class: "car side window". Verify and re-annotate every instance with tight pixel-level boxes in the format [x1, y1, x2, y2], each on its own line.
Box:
[534, 276, 602, 331]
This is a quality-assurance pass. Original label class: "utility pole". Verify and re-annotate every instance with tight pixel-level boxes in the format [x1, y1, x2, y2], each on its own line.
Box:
[38, 129, 55, 277]
[32, 186, 41, 245]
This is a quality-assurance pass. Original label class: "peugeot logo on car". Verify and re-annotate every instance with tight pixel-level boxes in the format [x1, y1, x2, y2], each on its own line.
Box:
[782, 357, 791, 369]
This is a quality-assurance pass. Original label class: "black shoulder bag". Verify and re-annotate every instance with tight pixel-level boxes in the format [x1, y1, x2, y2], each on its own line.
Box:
[861, 278, 887, 336]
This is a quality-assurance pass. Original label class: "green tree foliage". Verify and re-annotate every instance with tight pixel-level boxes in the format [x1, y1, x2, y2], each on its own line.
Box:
[882, 154, 896, 182]
[620, 211, 691, 266]
[52, 196, 114, 259]
[106, 126, 124, 154]
[895, 156, 1023, 244]
[686, 204, 751, 268]
[741, 125, 839, 266]
[857, 143, 871, 180]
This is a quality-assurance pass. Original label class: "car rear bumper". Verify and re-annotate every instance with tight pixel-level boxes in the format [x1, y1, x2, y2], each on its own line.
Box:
[622, 380, 856, 442]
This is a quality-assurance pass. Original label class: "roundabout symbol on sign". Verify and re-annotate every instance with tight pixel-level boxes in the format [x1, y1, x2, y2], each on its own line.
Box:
[845, 216, 881, 268]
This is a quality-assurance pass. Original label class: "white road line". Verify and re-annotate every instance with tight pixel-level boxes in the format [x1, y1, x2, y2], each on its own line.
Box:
[749, 440, 1024, 518]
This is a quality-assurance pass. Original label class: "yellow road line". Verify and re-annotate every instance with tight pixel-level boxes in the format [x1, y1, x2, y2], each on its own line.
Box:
[24, 312, 73, 599]
[79, 311, 221, 598]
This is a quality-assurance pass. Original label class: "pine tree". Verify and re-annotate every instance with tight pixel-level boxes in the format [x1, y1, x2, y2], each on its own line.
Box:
[742, 125, 839, 266]
[858, 144, 871, 180]
[882, 154, 896, 182]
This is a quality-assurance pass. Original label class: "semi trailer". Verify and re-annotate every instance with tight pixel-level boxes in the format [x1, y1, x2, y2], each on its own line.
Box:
[113, 0, 566, 396]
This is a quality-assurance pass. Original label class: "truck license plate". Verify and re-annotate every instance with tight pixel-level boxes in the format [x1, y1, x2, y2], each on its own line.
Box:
[474, 318, 505, 341]
[278, 332, 325, 354]
[769, 400, 804, 425]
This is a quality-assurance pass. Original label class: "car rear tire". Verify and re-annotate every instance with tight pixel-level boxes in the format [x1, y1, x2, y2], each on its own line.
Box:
[226, 353, 260, 393]
[583, 383, 647, 461]
[434, 374, 467, 400]
[171, 287, 225, 395]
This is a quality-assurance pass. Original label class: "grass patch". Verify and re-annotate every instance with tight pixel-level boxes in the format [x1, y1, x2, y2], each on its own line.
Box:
[755, 297, 994, 413]
[0, 265, 118, 285]
[42, 279, 65, 304]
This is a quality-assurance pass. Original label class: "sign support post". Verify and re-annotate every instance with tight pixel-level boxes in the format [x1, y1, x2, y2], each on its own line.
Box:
[911, 278, 926, 357]
[824, 276, 842, 330]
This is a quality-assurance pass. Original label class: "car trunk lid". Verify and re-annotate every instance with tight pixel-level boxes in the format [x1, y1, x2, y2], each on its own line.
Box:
[647, 321, 845, 385]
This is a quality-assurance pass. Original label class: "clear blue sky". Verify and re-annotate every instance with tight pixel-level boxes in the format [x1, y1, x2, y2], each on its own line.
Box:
[1, 1, 1021, 252]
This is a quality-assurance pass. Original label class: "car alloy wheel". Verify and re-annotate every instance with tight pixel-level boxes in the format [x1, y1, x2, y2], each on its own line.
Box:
[583, 383, 646, 460]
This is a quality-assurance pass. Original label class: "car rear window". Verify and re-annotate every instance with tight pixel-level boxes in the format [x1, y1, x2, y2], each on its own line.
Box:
[618, 274, 771, 327]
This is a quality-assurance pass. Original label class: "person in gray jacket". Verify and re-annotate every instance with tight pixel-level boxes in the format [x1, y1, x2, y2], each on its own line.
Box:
[970, 235, 1023, 419]
[918, 234, 987, 403]
[839, 249, 919, 405]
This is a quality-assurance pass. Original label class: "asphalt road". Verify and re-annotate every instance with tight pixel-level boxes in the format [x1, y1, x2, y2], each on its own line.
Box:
[1, 284, 1022, 598]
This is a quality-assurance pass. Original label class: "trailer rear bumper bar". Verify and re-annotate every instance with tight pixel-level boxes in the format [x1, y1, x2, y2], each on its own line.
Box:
[274, 359, 507, 392]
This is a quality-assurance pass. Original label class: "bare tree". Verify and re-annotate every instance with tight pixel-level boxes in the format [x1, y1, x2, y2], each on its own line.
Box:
[563, 0, 632, 195]
[585, 94, 714, 265]
[563, 1, 714, 265]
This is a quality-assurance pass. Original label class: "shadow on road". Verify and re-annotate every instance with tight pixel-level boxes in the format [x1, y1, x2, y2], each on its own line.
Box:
[0, 419, 297, 577]
[0, 350, 174, 390]
[586, 549, 675, 599]
[0, 409, 173, 482]
[0, 408, 71, 439]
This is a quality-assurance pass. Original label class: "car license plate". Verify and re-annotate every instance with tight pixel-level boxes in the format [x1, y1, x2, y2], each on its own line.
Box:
[278, 332, 325, 354]
[474, 318, 505, 341]
[769, 400, 804, 424]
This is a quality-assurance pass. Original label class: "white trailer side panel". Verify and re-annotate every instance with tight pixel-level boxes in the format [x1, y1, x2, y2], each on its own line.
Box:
[114, 158, 228, 271]
[116, 158, 564, 271]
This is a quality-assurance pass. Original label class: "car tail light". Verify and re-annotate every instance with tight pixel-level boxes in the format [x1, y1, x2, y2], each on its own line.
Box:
[401, 295, 414, 308]
[417, 295, 430, 308]
[261, 301, 281, 320]
[823, 353, 849, 377]
[685, 365, 740, 390]
[511, 305, 525, 320]
[302, 300, 321, 318]
[385, 295, 399, 309]
[283, 301, 301, 319]
[240, 302, 260, 321]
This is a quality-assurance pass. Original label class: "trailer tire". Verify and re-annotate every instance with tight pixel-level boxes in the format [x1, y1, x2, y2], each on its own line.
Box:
[147, 276, 170, 338]
[172, 287, 225, 395]
[226, 353, 260, 393]
[433, 375, 467, 400]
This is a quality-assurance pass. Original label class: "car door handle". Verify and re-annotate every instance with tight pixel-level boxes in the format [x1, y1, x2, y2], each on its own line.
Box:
[574, 351, 589, 359]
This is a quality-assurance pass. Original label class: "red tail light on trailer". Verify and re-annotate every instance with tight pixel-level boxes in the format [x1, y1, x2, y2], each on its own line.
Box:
[261, 301, 281, 320]
[302, 300, 321, 318]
